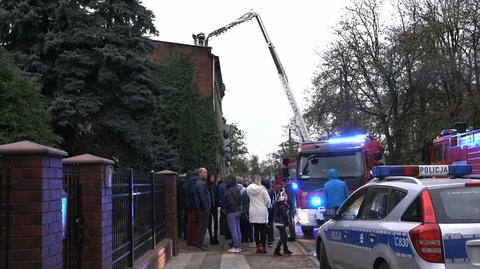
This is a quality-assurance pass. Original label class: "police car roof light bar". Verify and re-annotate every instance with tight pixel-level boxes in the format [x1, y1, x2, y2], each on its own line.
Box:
[372, 165, 472, 178]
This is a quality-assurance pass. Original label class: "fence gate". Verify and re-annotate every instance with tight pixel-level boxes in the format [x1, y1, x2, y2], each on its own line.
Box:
[0, 158, 9, 268]
[63, 165, 83, 269]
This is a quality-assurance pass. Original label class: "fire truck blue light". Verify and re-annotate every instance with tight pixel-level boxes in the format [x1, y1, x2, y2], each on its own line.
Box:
[310, 196, 322, 207]
[327, 134, 367, 144]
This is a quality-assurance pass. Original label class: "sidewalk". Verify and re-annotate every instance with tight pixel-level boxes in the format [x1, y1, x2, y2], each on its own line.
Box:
[166, 233, 319, 269]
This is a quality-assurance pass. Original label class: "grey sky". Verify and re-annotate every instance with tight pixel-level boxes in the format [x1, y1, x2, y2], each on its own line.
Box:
[142, 0, 348, 160]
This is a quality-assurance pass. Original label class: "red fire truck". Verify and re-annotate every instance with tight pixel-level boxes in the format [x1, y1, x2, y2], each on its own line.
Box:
[294, 134, 383, 235]
[431, 122, 480, 174]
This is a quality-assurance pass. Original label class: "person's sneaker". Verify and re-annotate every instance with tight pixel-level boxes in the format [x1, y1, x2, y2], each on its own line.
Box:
[227, 247, 237, 253]
[249, 242, 256, 248]
[235, 247, 242, 253]
[268, 241, 273, 247]
[274, 249, 283, 256]
[284, 249, 293, 255]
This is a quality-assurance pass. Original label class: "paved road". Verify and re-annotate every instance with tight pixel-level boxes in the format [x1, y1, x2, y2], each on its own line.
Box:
[167, 224, 320, 269]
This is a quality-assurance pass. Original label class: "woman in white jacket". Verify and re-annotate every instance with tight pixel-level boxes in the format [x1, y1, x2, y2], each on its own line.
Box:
[246, 174, 271, 253]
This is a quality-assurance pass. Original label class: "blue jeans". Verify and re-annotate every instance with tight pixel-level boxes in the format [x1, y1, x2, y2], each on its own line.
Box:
[227, 212, 241, 248]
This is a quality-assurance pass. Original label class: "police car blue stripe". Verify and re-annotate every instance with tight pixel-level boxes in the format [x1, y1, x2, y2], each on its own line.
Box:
[325, 228, 414, 257]
[444, 238, 470, 261]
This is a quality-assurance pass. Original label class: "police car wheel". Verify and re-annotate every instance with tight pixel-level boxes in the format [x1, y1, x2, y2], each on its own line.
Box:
[319, 240, 331, 269]
[378, 262, 390, 269]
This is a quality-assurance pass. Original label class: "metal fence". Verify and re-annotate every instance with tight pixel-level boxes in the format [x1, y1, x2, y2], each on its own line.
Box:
[112, 169, 166, 269]
[0, 158, 10, 268]
[63, 165, 83, 269]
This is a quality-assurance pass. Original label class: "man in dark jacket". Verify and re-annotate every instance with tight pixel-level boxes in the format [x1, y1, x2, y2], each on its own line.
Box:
[194, 167, 212, 251]
[285, 179, 298, 241]
[185, 171, 198, 246]
[262, 178, 275, 247]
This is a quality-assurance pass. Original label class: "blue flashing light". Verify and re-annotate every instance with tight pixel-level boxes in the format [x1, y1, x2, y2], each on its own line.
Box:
[327, 134, 367, 144]
[292, 182, 298, 190]
[448, 165, 472, 176]
[310, 196, 322, 207]
[372, 165, 472, 178]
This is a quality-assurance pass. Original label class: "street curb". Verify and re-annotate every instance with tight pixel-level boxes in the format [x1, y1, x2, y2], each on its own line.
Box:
[294, 240, 320, 268]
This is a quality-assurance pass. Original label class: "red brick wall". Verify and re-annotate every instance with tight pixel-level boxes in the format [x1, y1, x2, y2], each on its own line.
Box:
[150, 41, 213, 96]
[7, 155, 64, 269]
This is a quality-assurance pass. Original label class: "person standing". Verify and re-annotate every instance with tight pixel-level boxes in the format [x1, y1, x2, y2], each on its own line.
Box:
[247, 175, 271, 254]
[285, 178, 298, 241]
[273, 189, 292, 256]
[262, 178, 276, 247]
[185, 171, 198, 246]
[323, 169, 349, 219]
[217, 177, 231, 239]
[240, 180, 254, 247]
[194, 167, 212, 251]
[207, 174, 220, 245]
[225, 175, 243, 253]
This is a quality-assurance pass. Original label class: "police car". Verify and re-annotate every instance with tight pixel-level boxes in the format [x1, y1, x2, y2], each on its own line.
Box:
[316, 165, 480, 269]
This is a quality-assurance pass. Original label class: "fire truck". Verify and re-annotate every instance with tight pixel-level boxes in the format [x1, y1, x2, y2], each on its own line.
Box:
[431, 122, 480, 174]
[294, 134, 383, 235]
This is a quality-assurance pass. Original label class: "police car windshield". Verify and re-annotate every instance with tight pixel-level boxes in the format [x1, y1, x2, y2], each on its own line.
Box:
[429, 186, 480, 223]
[299, 150, 363, 179]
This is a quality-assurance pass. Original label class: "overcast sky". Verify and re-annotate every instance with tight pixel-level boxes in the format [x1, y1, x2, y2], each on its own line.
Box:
[142, 0, 349, 160]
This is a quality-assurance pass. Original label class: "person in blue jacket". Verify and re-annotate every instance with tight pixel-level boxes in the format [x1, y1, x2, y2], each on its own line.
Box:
[323, 169, 349, 218]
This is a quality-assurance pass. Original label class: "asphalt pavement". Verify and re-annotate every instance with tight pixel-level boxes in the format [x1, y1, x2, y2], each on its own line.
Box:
[166, 224, 320, 269]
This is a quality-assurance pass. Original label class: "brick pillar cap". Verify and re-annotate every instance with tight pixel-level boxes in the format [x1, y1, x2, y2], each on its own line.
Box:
[0, 140, 68, 157]
[63, 153, 114, 165]
[155, 170, 178, 175]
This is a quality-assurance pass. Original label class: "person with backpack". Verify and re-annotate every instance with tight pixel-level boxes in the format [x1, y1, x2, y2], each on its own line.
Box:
[225, 175, 243, 253]
[273, 189, 293, 256]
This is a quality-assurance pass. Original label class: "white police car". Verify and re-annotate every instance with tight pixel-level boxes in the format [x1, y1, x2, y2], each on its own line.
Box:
[316, 165, 480, 269]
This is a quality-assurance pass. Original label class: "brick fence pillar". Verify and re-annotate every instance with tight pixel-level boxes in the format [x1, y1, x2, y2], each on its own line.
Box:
[0, 141, 68, 269]
[63, 154, 114, 269]
[155, 170, 178, 256]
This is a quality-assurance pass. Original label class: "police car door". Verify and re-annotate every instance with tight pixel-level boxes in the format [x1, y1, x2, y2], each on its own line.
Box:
[324, 188, 369, 269]
[341, 187, 392, 269]
[429, 183, 480, 269]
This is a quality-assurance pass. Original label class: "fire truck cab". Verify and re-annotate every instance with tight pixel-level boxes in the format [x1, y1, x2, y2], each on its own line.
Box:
[431, 122, 480, 174]
[295, 134, 383, 235]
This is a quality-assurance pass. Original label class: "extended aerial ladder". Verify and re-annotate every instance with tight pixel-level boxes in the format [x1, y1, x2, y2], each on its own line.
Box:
[193, 11, 311, 142]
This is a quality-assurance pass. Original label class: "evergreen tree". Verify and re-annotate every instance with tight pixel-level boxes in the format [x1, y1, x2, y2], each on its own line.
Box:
[0, 48, 60, 145]
[0, 0, 175, 169]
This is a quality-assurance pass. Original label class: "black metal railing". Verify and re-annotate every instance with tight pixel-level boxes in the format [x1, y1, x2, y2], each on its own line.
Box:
[63, 165, 83, 269]
[112, 169, 166, 269]
[0, 158, 10, 268]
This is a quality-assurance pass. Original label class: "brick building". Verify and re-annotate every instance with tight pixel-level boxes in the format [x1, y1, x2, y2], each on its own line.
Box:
[150, 40, 231, 177]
